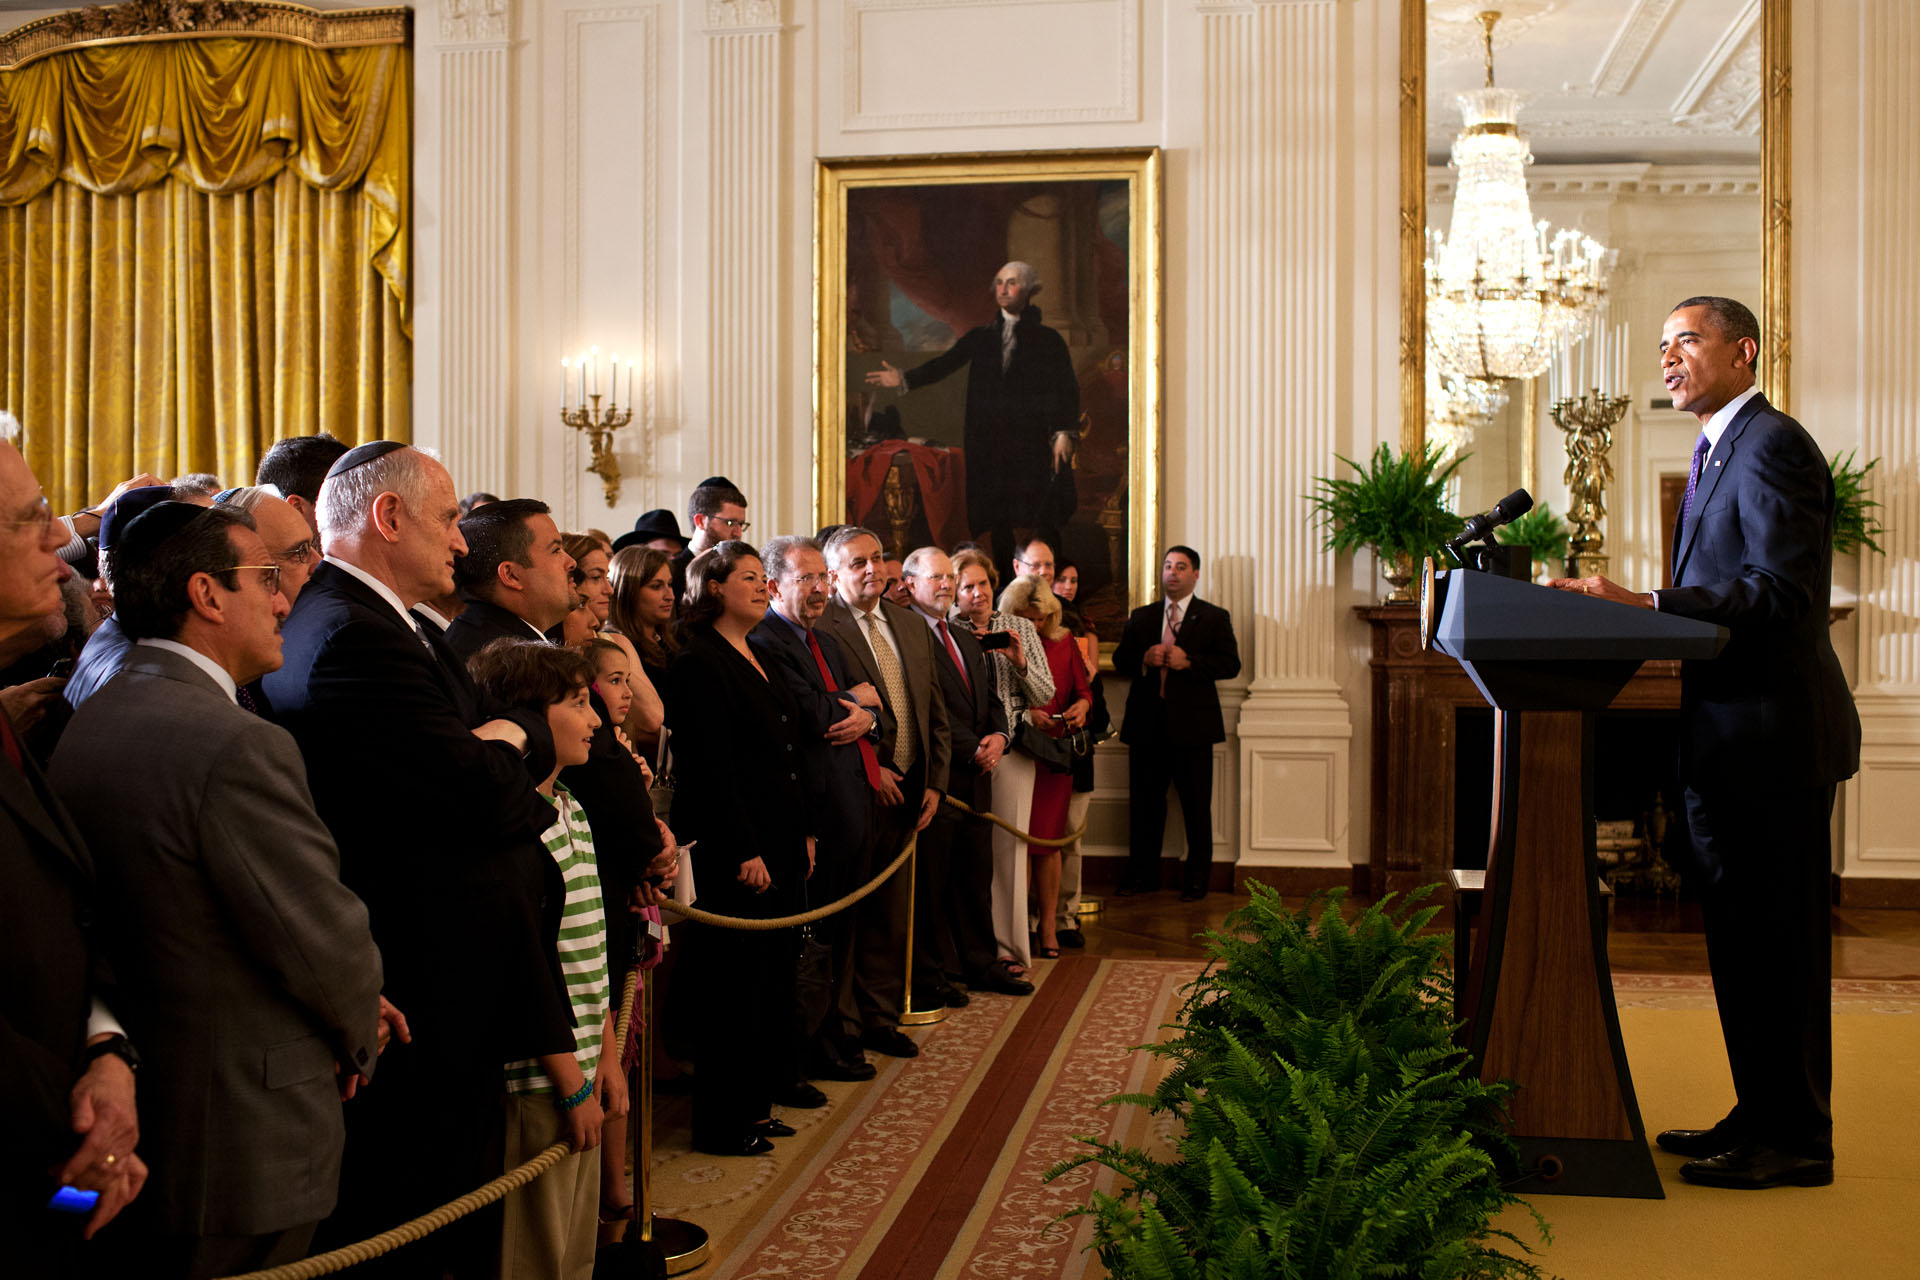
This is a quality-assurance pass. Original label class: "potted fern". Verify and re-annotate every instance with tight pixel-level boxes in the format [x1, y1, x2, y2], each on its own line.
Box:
[1308, 444, 1466, 602]
[1829, 451, 1885, 557]
[1496, 504, 1570, 582]
[1048, 884, 1549, 1279]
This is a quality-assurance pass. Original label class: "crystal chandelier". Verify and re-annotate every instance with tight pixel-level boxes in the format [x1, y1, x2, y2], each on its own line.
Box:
[1426, 10, 1608, 382]
[1426, 357, 1509, 467]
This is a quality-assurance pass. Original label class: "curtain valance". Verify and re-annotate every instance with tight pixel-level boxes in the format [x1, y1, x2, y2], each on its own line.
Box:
[0, 37, 409, 330]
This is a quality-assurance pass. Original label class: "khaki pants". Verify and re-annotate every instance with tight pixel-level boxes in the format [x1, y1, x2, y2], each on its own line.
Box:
[500, 1092, 600, 1280]
[990, 752, 1039, 966]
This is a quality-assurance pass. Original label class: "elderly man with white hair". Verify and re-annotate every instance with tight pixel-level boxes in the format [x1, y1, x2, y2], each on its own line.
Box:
[263, 442, 574, 1279]
[866, 259, 1081, 586]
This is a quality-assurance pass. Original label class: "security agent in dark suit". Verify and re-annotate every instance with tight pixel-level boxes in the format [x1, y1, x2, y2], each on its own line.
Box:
[902, 546, 1008, 1004]
[1551, 296, 1860, 1191]
[443, 498, 579, 664]
[49, 502, 385, 1277]
[1112, 545, 1242, 900]
[1, 435, 147, 1272]
[816, 527, 951, 1061]
[866, 262, 1079, 583]
[262, 443, 574, 1276]
[749, 536, 887, 1083]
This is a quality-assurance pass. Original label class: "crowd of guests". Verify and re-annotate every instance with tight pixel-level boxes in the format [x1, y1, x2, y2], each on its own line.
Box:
[2, 421, 1240, 1280]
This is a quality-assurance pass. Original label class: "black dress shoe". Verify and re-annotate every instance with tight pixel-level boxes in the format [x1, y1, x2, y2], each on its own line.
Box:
[860, 1026, 920, 1058]
[1057, 928, 1085, 949]
[1656, 1125, 1744, 1158]
[693, 1134, 775, 1157]
[776, 1081, 829, 1108]
[1679, 1144, 1834, 1189]
[914, 979, 971, 1010]
[1179, 885, 1208, 902]
[808, 1051, 877, 1082]
[754, 1119, 797, 1138]
[1115, 880, 1139, 897]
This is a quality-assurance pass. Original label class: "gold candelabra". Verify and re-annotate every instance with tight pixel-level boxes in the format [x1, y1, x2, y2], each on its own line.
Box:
[561, 346, 634, 507]
[1550, 389, 1629, 579]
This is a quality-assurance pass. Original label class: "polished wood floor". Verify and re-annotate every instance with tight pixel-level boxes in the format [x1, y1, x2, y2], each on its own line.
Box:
[1074, 887, 1920, 981]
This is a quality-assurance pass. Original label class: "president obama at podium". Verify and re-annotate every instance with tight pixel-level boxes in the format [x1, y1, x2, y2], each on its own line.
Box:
[1551, 295, 1860, 1190]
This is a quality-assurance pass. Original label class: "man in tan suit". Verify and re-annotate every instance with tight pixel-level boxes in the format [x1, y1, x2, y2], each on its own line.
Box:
[817, 526, 950, 1059]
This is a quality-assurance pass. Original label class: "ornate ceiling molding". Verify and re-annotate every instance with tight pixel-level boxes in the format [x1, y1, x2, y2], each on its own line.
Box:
[0, 1, 408, 70]
[1671, 0, 1761, 132]
[1428, 161, 1761, 204]
[1590, 0, 1679, 97]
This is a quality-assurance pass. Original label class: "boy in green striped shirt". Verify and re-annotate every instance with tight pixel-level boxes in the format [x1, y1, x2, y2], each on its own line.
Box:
[466, 639, 626, 1280]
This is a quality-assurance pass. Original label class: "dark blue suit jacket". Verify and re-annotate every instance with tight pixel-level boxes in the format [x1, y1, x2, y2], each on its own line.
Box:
[261, 562, 572, 1065]
[749, 610, 875, 895]
[1659, 393, 1860, 787]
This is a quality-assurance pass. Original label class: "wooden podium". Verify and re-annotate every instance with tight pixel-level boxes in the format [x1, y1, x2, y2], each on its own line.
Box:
[1424, 565, 1727, 1199]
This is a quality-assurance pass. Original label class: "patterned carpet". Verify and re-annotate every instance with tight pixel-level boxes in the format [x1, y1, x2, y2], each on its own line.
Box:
[649, 956, 1198, 1280]
[642, 966, 1920, 1280]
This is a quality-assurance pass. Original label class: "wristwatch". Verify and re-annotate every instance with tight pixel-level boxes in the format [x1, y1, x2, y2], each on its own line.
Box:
[84, 1033, 141, 1075]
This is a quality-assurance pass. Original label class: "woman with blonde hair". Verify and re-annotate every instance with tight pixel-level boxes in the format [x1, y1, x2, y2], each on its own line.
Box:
[997, 574, 1092, 958]
[950, 549, 1053, 991]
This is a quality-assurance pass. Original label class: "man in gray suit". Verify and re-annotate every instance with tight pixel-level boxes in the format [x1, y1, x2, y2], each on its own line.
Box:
[817, 526, 950, 1059]
[49, 501, 388, 1278]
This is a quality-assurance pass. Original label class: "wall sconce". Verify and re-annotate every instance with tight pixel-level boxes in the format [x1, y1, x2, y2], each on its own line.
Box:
[561, 345, 633, 506]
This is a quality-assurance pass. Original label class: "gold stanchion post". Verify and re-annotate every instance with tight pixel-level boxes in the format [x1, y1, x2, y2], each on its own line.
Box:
[897, 840, 948, 1027]
[635, 963, 708, 1273]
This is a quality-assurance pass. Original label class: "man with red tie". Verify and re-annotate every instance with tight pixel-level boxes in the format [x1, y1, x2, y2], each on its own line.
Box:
[1112, 545, 1241, 901]
[902, 547, 1009, 1004]
[749, 536, 888, 1085]
[1, 430, 147, 1273]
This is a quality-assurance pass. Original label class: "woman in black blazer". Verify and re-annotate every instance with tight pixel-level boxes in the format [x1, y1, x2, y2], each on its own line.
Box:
[661, 542, 812, 1156]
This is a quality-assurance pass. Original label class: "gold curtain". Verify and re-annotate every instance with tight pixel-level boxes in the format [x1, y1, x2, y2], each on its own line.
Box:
[0, 37, 409, 514]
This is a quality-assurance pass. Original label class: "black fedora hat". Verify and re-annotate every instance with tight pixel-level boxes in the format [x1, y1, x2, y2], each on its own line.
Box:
[612, 508, 688, 554]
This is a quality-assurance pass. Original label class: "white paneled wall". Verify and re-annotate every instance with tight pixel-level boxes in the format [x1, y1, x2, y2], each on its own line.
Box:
[402, 0, 1917, 885]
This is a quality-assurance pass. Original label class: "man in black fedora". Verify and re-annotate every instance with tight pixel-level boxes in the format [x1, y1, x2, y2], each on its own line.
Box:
[611, 508, 690, 556]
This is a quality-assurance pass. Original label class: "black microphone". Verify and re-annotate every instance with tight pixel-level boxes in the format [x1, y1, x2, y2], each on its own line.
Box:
[1449, 488, 1534, 550]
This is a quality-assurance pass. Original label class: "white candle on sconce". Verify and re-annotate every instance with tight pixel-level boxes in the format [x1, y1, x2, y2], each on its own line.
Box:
[627, 358, 636, 411]
[561, 357, 570, 411]
[590, 346, 600, 398]
[578, 354, 587, 406]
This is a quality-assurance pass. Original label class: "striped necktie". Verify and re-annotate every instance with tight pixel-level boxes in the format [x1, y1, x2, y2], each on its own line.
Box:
[1681, 433, 1712, 531]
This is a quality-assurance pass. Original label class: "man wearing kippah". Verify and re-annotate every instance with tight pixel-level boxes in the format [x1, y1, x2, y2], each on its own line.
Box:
[265, 442, 573, 1278]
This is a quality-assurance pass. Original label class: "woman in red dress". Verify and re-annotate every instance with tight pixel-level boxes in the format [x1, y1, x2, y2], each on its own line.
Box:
[999, 575, 1092, 958]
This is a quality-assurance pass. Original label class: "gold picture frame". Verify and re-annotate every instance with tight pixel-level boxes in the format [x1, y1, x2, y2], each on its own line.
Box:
[1400, 0, 1793, 458]
[813, 148, 1163, 643]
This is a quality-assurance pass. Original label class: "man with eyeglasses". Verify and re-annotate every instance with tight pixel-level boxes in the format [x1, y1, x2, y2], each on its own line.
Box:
[749, 535, 888, 1087]
[213, 487, 320, 605]
[1011, 537, 1055, 586]
[1, 431, 148, 1272]
[64, 484, 215, 712]
[669, 478, 749, 605]
[50, 501, 390, 1277]
[817, 526, 950, 1061]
